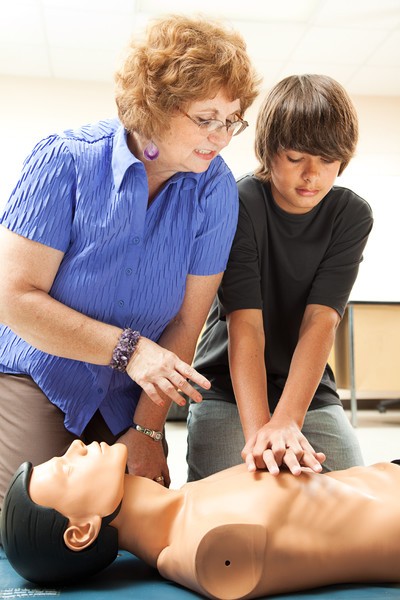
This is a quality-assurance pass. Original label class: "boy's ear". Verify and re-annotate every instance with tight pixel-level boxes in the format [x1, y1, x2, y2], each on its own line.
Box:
[63, 515, 102, 551]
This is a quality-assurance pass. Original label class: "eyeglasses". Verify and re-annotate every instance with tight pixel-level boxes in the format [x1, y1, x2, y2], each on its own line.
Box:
[182, 111, 249, 136]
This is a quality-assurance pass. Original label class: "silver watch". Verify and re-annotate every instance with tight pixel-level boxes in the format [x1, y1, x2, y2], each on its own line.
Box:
[131, 422, 163, 442]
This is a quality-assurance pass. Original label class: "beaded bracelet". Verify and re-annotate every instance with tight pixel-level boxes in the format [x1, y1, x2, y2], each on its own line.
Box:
[109, 328, 141, 373]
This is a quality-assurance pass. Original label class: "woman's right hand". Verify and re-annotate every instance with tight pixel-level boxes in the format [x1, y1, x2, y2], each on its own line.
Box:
[126, 336, 211, 407]
[117, 427, 171, 487]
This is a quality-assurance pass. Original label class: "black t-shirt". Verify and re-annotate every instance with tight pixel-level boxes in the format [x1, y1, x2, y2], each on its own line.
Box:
[194, 175, 373, 412]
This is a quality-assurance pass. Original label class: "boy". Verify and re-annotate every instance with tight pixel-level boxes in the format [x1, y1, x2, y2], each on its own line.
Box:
[187, 74, 373, 480]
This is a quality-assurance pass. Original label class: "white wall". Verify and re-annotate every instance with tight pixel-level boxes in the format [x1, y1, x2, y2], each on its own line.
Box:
[0, 75, 115, 201]
[1, 75, 399, 301]
[338, 96, 400, 302]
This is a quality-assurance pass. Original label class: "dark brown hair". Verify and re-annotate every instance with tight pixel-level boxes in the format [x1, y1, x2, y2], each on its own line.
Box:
[254, 74, 359, 181]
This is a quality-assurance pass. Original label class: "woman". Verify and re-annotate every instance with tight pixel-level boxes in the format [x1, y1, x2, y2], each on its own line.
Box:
[187, 74, 373, 481]
[2, 440, 400, 599]
[0, 14, 259, 505]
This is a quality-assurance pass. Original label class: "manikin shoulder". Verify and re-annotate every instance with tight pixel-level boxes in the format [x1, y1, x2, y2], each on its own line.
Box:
[194, 522, 266, 600]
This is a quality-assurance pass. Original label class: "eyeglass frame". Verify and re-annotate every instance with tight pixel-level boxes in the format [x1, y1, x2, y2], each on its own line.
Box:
[181, 110, 249, 137]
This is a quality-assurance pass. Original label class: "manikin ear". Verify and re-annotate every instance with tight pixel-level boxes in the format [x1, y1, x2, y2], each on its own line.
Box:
[63, 515, 102, 552]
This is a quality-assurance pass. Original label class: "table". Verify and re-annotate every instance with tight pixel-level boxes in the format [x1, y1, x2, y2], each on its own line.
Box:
[334, 301, 400, 426]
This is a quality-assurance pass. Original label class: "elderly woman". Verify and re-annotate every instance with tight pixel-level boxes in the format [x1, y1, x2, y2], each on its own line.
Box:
[0, 14, 259, 505]
[2, 440, 400, 599]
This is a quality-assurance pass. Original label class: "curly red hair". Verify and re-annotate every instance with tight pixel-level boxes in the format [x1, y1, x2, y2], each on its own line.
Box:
[115, 14, 260, 139]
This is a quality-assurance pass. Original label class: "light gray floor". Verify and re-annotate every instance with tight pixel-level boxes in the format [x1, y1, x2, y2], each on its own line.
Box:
[165, 408, 400, 489]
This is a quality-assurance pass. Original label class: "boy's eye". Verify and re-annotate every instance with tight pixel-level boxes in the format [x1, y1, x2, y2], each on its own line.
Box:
[287, 156, 302, 163]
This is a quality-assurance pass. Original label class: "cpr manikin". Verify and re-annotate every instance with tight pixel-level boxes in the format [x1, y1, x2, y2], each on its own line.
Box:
[1, 440, 400, 600]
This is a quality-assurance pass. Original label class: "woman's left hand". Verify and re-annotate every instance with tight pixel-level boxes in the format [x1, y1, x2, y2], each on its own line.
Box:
[117, 427, 171, 487]
[126, 336, 211, 407]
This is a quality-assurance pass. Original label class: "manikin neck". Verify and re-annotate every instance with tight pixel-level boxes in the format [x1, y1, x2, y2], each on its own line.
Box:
[111, 474, 182, 567]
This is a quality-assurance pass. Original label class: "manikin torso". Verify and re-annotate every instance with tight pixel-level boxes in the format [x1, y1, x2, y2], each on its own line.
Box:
[114, 462, 400, 600]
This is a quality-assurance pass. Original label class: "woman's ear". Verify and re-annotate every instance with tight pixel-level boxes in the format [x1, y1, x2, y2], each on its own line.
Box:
[63, 515, 102, 551]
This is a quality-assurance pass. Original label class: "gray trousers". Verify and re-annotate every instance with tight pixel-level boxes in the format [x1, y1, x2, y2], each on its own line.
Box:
[187, 400, 364, 481]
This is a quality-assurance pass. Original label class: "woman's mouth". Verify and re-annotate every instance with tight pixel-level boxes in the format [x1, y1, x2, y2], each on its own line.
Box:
[195, 149, 216, 160]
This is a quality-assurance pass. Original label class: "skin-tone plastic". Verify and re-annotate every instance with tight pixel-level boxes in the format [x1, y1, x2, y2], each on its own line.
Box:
[18, 442, 400, 598]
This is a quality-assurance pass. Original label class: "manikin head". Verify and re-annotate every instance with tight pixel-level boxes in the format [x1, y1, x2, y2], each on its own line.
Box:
[1, 441, 127, 584]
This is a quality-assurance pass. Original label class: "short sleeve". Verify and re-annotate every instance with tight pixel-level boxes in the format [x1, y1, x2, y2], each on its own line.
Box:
[218, 199, 263, 317]
[0, 135, 76, 252]
[189, 167, 239, 276]
[308, 195, 373, 316]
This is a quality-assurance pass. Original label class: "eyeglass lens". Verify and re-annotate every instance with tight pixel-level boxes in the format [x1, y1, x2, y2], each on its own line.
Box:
[201, 119, 247, 136]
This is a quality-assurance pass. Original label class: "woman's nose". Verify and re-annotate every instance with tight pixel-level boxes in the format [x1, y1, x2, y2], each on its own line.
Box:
[208, 127, 233, 148]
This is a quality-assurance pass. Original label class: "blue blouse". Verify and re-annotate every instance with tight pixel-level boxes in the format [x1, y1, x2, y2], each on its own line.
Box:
[0, 119, 239, 435]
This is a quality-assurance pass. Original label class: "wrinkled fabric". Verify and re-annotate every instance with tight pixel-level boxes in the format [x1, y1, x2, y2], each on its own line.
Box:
[0, 119, 239, 435]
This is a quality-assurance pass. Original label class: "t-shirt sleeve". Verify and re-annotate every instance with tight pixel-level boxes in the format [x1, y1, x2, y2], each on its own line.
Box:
[189, 167, 239, 276]
[0, 135, 76, 252]
[307, 196, 373, 317]
[218, 198, 263, 317]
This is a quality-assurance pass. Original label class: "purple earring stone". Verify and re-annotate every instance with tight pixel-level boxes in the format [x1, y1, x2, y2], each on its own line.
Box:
[143, 141, 159, 161]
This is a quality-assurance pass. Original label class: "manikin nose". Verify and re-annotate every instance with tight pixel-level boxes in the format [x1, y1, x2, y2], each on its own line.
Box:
[68, 439, 87, 455]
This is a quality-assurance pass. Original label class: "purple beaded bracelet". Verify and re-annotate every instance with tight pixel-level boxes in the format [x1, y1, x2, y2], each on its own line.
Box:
[109, 328, 141, 373]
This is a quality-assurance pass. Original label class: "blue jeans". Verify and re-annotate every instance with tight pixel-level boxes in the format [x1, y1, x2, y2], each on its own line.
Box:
[186, 400, 364, 481]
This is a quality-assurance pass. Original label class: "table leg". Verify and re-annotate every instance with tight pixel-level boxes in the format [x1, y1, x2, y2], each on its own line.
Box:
[348, 304, 357, 427]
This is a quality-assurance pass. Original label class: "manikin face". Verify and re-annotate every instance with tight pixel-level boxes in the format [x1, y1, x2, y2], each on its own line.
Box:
[29, 441, 127, 521]
[144, 90, 242, 176]
[270, 150, 341, 214]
